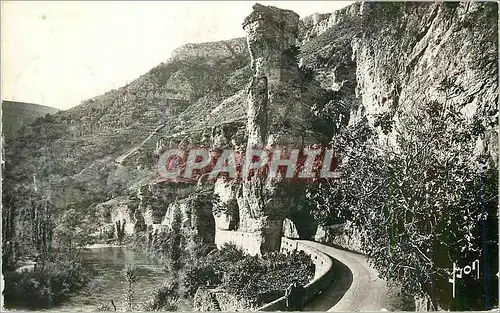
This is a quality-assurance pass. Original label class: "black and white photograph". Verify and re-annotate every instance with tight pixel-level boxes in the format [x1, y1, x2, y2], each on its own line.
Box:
[1, 1, 498, 311]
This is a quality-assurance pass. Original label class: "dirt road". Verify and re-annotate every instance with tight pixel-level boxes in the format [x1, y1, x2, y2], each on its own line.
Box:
[300, 240, 402, 312]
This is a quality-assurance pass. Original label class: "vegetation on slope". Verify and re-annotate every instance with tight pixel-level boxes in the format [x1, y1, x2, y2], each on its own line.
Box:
[183, 243, 315, 308]
[304, 3, 498, 310]
[2, 100, 60, 141]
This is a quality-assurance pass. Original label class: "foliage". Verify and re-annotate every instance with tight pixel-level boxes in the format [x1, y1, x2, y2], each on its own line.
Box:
[3, 257, 93, 309]
[167, 206, 184, 275]
[181, 244, 315, 306]
[308, 88, 498, 309]
[123, 263, 139, 311]
[115, 220, 126, 244]
[182, 263, 223, 297]
[134, 210, 147, 233]
[54, 205, 100, 257]
[142, 281, 180, 311]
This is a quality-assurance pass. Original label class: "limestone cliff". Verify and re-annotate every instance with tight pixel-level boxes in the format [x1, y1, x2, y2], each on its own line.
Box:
[300, 2, 497, 159]
[160, 194, 215, 245]
[212, 2, 497, 258]
[237, 4, 332, 253]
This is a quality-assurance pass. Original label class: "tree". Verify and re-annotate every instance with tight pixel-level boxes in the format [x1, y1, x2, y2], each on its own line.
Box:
[115, 220, 126, 244]
[309, 91, 497, 309]
[167, 205, 184, 275]
[53, 205, 99, 257]
[123, 263, 138, 311]
[29, 193, 56, 263]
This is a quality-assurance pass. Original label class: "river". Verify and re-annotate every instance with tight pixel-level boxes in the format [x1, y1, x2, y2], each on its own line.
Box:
[50, 246, 189, 312]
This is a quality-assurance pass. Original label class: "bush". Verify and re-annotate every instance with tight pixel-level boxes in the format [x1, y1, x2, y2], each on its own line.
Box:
[181, 244, 315, 306]
[222, 255, 264, 295]
[226, 250, 315, 304]
[209, 243, 246, 263]
[142, 281, 180, 311]
[3, 258, 93, 309]
[182, 263, 223, 297]
[123, 263, 138, 311]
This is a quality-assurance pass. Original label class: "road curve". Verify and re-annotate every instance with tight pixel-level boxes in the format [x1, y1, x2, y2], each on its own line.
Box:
[299, 240, 400, 312]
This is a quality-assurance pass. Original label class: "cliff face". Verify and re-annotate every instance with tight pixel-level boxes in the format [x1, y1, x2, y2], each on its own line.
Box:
[212, 2, 498, 256]
[243, 4, 327, 148]
[160, 195, 216, 245]
[300, 2, 497, 157]
[235, 4, 332, 253]
[240, 4, 301, 252]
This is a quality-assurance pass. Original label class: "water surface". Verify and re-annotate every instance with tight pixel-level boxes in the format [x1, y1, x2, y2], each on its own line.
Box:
[52, 247, 173, 312]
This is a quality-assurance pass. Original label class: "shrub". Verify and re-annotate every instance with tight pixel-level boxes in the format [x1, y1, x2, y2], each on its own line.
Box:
[180, 244, 315, 306]
[182, 262, 223, 297]
[222, 255, 264, 295]
[123, 263, 138, 311]
[3, 258, 93, 309]
[142, 281, 180, 311]
[208, 243, 246, 263]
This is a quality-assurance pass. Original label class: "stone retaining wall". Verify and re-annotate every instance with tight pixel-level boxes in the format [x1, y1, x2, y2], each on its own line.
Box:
[215, 229, 263, 255]
[257, 237, 335, 311]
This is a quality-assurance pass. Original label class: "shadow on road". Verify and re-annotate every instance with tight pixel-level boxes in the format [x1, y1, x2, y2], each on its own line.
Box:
[303, 257, 353, 311]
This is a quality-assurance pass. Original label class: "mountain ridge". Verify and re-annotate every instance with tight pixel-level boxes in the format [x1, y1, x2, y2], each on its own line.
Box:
[2, 100, 60, 141]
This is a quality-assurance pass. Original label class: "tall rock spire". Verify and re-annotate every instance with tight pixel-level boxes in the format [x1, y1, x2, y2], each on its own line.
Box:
[237, 4, 319, 253]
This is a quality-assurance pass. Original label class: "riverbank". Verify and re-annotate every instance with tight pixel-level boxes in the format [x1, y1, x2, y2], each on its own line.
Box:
[4, 257, 93, 310]
[51, 245, 170, 312]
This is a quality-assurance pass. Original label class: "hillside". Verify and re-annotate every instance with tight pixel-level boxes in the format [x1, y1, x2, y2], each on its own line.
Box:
[2, 100, 59, 140]
[2, 36, 250, 221]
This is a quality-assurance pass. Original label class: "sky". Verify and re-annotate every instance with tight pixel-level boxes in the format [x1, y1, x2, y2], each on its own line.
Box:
[1, 1, 352, 110]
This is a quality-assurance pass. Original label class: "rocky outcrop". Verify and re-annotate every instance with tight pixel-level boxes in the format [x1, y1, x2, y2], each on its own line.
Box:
[243, 4, 318, 147]
[170, 38, 248, 62]
[212, 180, 240, 231]
[230, 3, 344, 252]
[161, 195, 216, 245]
[282, 218, 299, 238]
[300, 2, 498, 160]
[314, 223, 363, 253]
[236, 4, 326, 253]
[299, 3, 363, 43]
[96, 197, 136, 235]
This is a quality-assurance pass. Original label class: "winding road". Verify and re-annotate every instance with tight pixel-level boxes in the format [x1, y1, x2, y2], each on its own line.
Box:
[299, 240, 402, 312]
[114, 123, 167, 164]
